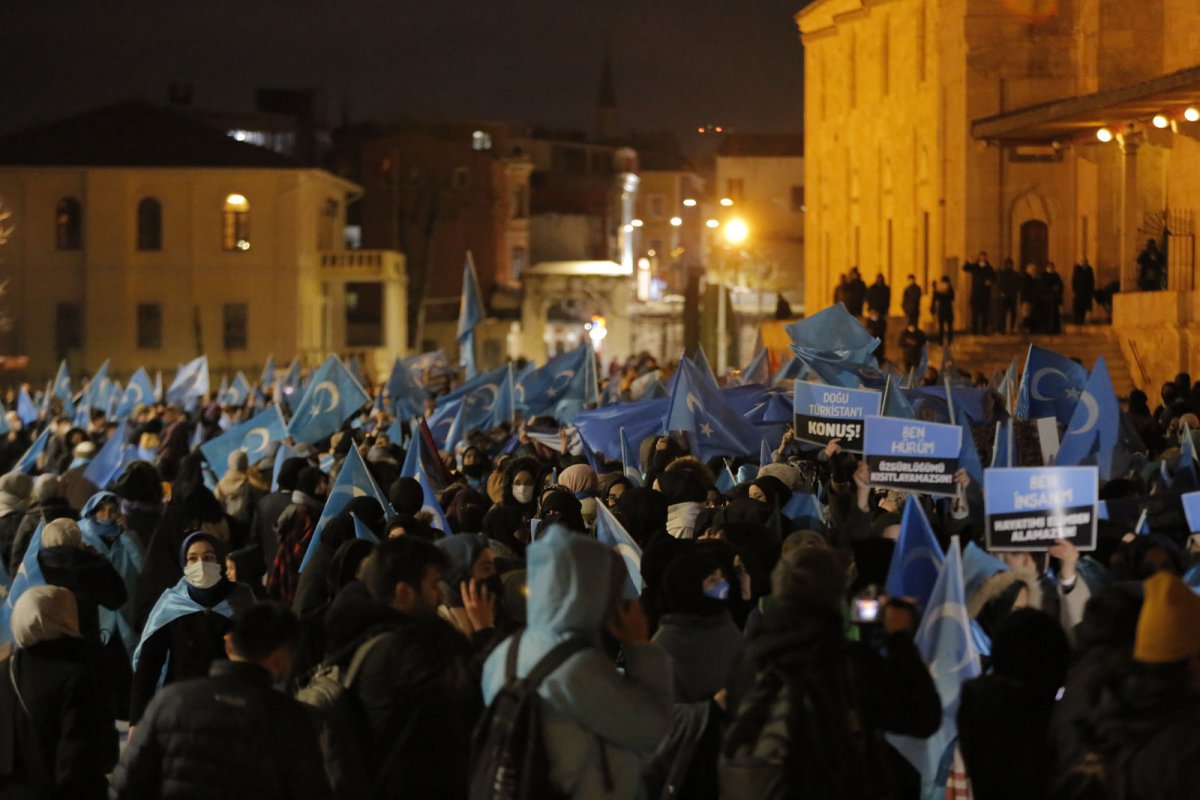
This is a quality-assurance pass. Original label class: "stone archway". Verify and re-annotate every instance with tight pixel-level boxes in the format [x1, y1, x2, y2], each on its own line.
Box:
[519, 261, 633, 364]
[1009, 189, 1053, 269]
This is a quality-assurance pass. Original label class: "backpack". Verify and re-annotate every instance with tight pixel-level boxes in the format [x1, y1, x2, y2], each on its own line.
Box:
[296, 631, 393, 799]
[469, 630, 588, 800]
[719, 661, 866, 800]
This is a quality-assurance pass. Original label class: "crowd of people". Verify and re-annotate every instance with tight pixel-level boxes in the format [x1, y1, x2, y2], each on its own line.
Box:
[833, 252, 1104, 346]
[0, 336, 1198, 800]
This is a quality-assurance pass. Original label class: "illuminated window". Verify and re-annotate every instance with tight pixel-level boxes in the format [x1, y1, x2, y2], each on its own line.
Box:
[137, 198, 162, 251]
[222, 194, 251, 251]
[472, 130, 492, 151]
[223, 303, 248, 350]
[137, 304, 162, 349]
[56, 197, 82, 250]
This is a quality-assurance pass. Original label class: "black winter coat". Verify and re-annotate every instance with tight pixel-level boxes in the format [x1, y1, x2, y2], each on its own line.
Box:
[112, 660, 331, 800]
[727, 601, 941, 800]
[957, 675, 1057, 800]
[0, 512, 24, 576]
[0, 638, 117, 800]
[329, 597, 483, 800]
[252, 490, 292, 566]
[37, 545, 126, 643]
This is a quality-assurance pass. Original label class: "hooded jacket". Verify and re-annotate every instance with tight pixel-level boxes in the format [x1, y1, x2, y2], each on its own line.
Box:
[482, 527, 673, 799]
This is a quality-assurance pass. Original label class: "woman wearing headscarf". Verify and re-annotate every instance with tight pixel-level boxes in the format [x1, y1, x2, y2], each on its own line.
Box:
[109, 460, 164, 552]
[447, 486, 490, 535]
[0, 586, 117, 799]
[214, 449, 262, 529]
[0, 472, 32, 573]
[481, 457, 539, 559]
[128, 531, 253, 726]
[36, 517, 127, 644]
[76, 492, 144, 651]
[558, 463, 600, 530]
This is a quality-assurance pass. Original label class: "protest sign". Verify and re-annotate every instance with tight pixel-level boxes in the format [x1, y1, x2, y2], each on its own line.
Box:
[793, 380, 882, 452]
[863, 416, 961, 497]
[984, 466, 1098, 551]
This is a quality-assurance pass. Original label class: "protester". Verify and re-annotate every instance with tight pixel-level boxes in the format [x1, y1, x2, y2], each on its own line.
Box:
[0, 471, 33, 573]
[113, 602, 332, 800]
[267, 465, 327, 604]
[867, 273, 891, 318]
[996, 257, 1020, 334]
[129, 530, 253, 725]
[1072, 258, 1096, 324]
[931, 275, 955, 344]
[0, 586, 117, 799]
[963, 251, 996, 335]
[482, 526, 673, 799]
[901, 274, 922, 327]
[844, 267, 867, 317]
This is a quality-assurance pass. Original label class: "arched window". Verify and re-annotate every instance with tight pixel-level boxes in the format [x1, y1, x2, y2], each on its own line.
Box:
[56, 197, 82, 250]
[137, 197, 162, 251]
[222, 193, 250, 251]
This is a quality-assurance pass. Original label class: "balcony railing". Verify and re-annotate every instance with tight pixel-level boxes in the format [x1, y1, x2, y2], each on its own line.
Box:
[319, 249, 405, 281]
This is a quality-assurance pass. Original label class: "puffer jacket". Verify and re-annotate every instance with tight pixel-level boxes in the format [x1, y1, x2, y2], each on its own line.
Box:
[482, 527, 673, 800]
[112, 660, 331, 800]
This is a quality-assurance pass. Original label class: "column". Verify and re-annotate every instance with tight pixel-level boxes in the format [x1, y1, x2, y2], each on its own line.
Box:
[383, 277, 408, 358]
[1119, 132, 1142, 292]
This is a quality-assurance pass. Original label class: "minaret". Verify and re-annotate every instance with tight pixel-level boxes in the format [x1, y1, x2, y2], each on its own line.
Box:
[597, 45, 619, 140]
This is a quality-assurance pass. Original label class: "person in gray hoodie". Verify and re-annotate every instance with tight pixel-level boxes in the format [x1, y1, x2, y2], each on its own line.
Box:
[482, 525, 673, 799]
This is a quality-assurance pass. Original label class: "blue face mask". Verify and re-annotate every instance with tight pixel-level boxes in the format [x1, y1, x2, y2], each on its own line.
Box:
[703, 579, 730, 601]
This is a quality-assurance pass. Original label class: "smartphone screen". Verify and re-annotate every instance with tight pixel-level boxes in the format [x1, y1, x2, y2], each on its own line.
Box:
[852, 598, 880, 623]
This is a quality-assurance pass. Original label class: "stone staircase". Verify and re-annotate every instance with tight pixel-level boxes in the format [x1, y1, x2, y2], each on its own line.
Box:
[910, 325, 1137, 398]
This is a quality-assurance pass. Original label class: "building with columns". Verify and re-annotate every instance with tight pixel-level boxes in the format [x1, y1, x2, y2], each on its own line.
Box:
[797, 0, 1200, 387]
[0, 101, 404, 382]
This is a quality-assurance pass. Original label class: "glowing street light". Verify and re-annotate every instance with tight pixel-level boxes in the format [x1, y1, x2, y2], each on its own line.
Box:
[669, 216, 683, 227]
[705, 219, 720, 229]
[682, 198, 697, 207]
[724, 218, 749, 245]
[1096, 127, 1114, 142]
[631, 218, 644, 227]
[1186, 107, 1200, 122]
[1152, 114, 1169, 129]
[719, 198, 734, 207]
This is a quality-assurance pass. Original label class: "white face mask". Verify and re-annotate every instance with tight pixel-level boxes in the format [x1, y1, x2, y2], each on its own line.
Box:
[184, 560, 222, 589]
[512, 485, 534, 505]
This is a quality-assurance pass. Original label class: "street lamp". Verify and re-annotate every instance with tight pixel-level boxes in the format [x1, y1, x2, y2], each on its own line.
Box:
[724, 218, 749, 245]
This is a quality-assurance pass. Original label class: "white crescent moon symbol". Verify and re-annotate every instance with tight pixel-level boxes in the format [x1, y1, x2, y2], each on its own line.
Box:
[1031, 368, 1068, 402]
[514, 383, 526, 402]
[901, 545, 941, 576]
[478, 384, 498, 411]
[920, 603, 974, 675]
[311, 381, 340, 416]
[1069, 391, 1100, 434]
[242, 427, 270, 455]
[686, 392, 704, 414]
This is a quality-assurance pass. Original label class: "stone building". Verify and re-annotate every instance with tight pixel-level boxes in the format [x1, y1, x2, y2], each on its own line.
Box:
[0, 101, 404, 381]
[797, 0, 1200, 387]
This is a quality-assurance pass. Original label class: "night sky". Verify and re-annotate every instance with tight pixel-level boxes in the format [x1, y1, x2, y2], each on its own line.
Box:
[1, 1, 805, 143]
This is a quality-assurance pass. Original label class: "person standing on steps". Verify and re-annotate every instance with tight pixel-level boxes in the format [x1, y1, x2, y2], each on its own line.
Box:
[963, 252, 996, 335]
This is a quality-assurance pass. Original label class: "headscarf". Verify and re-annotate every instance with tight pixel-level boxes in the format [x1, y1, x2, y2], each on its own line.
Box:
[388, 477, 424, 516]
[179, 530, 227, 568]
[30, 474, 63, 505]
[614, 487, 668, 547]
[751, 475, 791, 509]
[447, 487, 489, 534]
[179, 530, 231, 607]
[111, 460, 164, 507]
[12, 585, 81, 648]
[654, 471, 706, 506]
[558, 464, 599, 498]
[277, 457, 308, 494]
[538, 490, 585, 533]
[217, 450, 250, 500]
[41, 518, 83, 549]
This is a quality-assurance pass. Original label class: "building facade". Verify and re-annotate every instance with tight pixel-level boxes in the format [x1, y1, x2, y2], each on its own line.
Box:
[798, 0, 1200, 387]
[0, 102, 404, 382]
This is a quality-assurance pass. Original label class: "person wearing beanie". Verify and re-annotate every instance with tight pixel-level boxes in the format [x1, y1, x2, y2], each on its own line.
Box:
[253, 455, 307, 568]
[1080, 572, 1200, 799]
[109, 460, 165, 551]
[267, 466, 327, 605]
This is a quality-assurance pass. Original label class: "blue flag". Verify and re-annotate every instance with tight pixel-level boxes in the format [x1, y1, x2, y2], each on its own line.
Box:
[791, 345, 886, 389]
[346, 356, 366, 393]
[220, 372, 253, 407]
[692, 347, 720, 390]
[781, 491, 825, 530]
[665, 357, 758, 461]
[595, 503, 642, 598]
[957, 420, 984, 486]
[82, 359, 113, 410]
[418, 469, 451, 534]
[280, 358, 303, 411]
[882, 375, 917, 419]
[739, 349, 771, 386]
[759, 438, 772, 469]
[15, 429, 51, 475]
[1015, 344, 1088, 425]
[83, 422, 129, 489]
[1179, 423, 1199, 483]
[576, 397, 670, 463]
[1055, 356, 1121, 479]
[299, 446, 391, 570]
[16, 387, 37, 426]
[259, 355, 276, 390]
[458, 253, 485, 379]
[115, 368, 155, 420]
[442, 365, 515, 449]
[991, 419, 1014, 468]
[53, 361, 75, 416]
[200, 406, 286, 479]
[166, 356, 210, 406]
[888, 536, 981, 796]
[441, 363, 510, 405]
[784, 302, 879, 359]
[884, 499, 945, 612]
[0, 520, 47, 642]
[286, 356, 371, 445]
[386, 358, 428, 420]
[962, 541, 1008, 598]
[715, 460, 737, 494]
[516, 344, 594, 417]
[404, 350, 451, 385]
